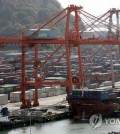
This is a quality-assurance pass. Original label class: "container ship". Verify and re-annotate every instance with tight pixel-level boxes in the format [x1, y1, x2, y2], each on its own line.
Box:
[67, 88, 120, 119]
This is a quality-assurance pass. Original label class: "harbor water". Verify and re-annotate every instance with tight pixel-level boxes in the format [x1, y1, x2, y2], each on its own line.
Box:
[1, 119, 120, 134]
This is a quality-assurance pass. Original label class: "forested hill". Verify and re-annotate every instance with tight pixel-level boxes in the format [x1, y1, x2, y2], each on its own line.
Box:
[0, 0, 85, 37]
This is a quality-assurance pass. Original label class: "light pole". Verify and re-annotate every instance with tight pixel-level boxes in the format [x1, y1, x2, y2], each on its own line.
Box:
[28, 112, 31, 134]
[30, 112, 31, 134]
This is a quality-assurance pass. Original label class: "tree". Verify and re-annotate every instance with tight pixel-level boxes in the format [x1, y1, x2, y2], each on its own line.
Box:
[0, 7, 14, 22]
[20, 17, 35, 25]
[0, 0, 85, 37]
[37, 9, 49, 23]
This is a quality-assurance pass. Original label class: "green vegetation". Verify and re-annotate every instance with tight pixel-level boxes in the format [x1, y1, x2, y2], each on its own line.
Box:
[0, 0, 85, 37]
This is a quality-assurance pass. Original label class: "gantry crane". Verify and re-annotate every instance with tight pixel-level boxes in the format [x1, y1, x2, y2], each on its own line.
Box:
[1, 5, 120, 108]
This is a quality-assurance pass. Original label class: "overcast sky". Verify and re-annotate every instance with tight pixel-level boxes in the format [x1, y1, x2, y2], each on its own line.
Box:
[58, 0, 120, 16]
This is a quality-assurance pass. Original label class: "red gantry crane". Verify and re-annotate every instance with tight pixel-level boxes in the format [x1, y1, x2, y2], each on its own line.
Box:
[0, 5, 120, 108]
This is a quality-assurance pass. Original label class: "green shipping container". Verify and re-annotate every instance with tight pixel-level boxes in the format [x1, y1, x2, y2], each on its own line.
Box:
[0, 84, 14, 93]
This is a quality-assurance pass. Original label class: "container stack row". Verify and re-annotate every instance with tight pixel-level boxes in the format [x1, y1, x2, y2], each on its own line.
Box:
[9, 86, 66, 103]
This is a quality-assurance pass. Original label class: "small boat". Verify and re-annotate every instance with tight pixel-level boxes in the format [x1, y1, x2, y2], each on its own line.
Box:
[108, 132, 120, 134]
[0, 107, 34, 130]
[0, 115, 9, 122]
[0, 107, 9, 122]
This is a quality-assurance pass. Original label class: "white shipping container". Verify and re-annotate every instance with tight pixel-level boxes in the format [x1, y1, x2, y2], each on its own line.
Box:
[38, 89, 43, 94]
[60, 87, 66, 90]
[41, 87, 46, 93]
[29, 89, 47, 98]
[55, 91, 60, 96]
[44, 87, 56, 92]
[38, 93, 47, 98]
[10, 97, 20, 103]
[29, 89, 43, 95]
[0, 94, 8, 105]
[96, 86, 112, 90]
[10, 91, 33, 103]
[115, 81, 120, 85]
[88, 83, 99, 89]
[60, 90, 66, 94]
[25, 91, 33, 99]
[44, 87, 51, 92]
[10, 91, 20, 97]
[54, 88, 59, 92]
[55, 87, 61, 92]
[47, 92, 55, 97]
[81, 31, 99, 39]
[102, 81, 112, 86]
[29, 89, 34, 93]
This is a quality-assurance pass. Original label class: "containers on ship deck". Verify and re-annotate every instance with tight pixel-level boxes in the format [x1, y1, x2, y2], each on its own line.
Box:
[96, 86, 113, 94]
[84, 90, 109, 100]
[108, 93, 117, 99]
[69, 88, 112, 100]
[86, 83, 99, 89]
[0, 94, 8, 105]
[69, 88, 84, 99]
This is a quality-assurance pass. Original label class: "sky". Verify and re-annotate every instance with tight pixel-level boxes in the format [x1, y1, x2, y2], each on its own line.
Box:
[57, 0, 120, 16]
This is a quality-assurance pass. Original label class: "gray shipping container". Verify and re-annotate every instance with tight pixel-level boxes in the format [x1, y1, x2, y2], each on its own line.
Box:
[0, 94, 8, 105]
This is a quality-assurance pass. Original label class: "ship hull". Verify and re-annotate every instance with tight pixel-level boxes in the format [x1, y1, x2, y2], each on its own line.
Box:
[68, 98, 119, 119]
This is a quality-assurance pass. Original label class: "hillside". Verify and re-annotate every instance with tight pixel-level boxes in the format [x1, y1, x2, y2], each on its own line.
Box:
[0, 0, 85, 37]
